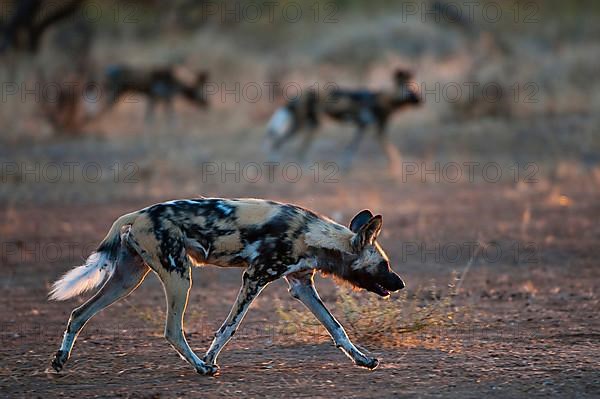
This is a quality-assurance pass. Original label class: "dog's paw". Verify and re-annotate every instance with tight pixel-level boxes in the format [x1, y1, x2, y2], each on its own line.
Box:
[196, 363, 219, 376]
[356, 356, 379, 370]
[51, 350, 67, 372]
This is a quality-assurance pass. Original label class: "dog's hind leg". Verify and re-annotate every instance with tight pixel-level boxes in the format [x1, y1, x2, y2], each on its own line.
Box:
[271, 127, 298, 152]
[203, 269, 267, 367]
[155, 264, 218, 376]
[125, 221, 217, 375]
[298, 126, 317, 162]
[341, 125, 366, 171]
[51, 245, 150, 372]
[285, 271, 379, 369]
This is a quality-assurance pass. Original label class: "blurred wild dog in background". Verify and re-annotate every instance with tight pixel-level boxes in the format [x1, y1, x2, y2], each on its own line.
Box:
[266, 69, 421, 171]
[102, 64, 209, 124]
[38, 64, 210, 133]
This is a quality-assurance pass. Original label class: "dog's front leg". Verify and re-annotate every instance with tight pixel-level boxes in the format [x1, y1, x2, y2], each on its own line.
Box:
[286, 271, 379, 369]
[203, 270, 266, 368]
[341, 124, 366, 171]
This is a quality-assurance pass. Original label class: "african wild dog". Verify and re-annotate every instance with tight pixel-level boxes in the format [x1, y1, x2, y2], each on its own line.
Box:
[49, 198, 404, 375]
[102, 65, 209, 123]
[266, 70, 421, 171]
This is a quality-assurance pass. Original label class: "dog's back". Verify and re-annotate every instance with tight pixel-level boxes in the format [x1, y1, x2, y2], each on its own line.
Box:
[105, 65, 175, 100]
[324, 72, 421, 123]
[137, 198, 349, 269]
[104, 65, 208, 105]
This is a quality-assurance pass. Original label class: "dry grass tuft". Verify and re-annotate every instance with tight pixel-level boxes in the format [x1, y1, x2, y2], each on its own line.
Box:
[276, 272, 463, 348]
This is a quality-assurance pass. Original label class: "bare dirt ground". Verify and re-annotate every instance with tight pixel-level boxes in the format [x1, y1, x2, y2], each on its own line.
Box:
[1, 116, 599, 398]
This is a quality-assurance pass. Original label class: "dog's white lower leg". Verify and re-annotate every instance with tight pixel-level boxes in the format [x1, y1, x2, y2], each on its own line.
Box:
[52, 248, 150, 371]
[286, 272, 379, 369]
[203, 271, 265, 366]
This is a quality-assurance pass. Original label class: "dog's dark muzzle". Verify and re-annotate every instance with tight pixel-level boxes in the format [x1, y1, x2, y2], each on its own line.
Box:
[367, 271, 405, 297]
[385, 272, 405, 292]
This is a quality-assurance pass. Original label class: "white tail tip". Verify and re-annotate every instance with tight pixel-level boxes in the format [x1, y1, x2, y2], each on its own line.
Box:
[49, 252, 114, 301]
[267, 107, 293, 139]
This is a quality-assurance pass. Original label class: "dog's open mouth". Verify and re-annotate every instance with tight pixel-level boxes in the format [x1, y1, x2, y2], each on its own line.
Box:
[370, 283, 390, 298]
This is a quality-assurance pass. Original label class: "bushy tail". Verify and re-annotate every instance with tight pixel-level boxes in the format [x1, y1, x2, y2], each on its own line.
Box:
[266, 107, 294, 141]
[49, 212, 139, 301]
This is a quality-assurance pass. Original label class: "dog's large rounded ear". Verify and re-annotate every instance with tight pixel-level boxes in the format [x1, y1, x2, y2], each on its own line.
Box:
[352, 215, 383, 251]
[196, 71, 209, 85]
[349, 209, 374, 233]
[394, 69, 412, 83]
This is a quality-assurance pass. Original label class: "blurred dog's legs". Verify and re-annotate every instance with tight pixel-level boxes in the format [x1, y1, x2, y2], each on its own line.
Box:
[341, 124, 366, 170]
[376, 121, 401, 176]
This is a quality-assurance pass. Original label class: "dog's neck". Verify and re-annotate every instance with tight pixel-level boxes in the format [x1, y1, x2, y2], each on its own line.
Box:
[301, 218, 357, 279]
[307, 246, 358, 280]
